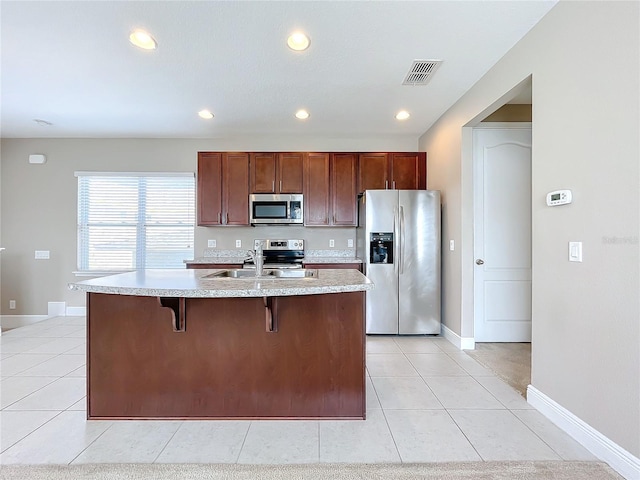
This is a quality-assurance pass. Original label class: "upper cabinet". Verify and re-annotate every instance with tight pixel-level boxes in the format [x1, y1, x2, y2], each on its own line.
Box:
[198, 150, 425, 228]
[303, 153, 330, 226]
[331, 153, 358, 226]
[250, 152, 304, 194]
[304, 153, 357, 227]
[358, 152, 426, 192]
[197, 152, 250, 226]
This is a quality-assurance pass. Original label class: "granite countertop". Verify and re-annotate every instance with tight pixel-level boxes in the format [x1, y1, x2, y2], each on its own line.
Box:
[185, 249, 362, 265]
[302, 257, 362, 264]
[185, 257, 362, 265]
[69, 268, 373, 298]
[186, 257, 246, 265]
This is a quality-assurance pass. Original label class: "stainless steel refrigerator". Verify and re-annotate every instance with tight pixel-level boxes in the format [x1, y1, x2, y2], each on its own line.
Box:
[356, 190, 441, 335]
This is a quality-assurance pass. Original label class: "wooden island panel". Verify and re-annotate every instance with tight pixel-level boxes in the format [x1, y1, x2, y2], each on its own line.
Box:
[87, 291, 365, 419]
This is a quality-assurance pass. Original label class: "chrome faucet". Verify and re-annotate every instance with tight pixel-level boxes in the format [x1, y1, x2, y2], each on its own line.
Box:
[247, 240, 265, 277]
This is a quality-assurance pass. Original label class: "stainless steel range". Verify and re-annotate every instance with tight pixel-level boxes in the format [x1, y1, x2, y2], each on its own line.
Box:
[243, 239, 305, 269]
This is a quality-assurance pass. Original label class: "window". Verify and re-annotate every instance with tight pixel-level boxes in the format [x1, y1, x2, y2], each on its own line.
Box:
[76, 172, 195, 272]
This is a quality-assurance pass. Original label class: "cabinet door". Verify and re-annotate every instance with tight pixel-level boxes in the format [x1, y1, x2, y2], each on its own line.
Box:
[304, 153, 330, 226]
[223, 152, 250, 225]
[358, 153, 389, 192]
[331, 153, 358, 226]
[278, 152, 304, 193]
[250, 153, 277, 193]
[197, 152, 223, 226]
[390, 152, 423, 190]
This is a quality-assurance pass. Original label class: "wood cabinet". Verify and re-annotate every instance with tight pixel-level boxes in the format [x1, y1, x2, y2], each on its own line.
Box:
[87, 291, 365, 419]
[304, 153, 357, 226]
[197, 150, 425, 228]
[358, 152, 426, 192]
[331, 153, 358, 226]
[250, 152, 304, 194]
[197, 152, 249, 226]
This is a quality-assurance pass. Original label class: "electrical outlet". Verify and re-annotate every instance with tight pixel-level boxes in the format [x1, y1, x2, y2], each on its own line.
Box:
[449, 240, 455, 251]
[35, 250, 50, 259]
[207, 239, 217, 248]
[347, 239, 354, 248]
[329, 239, 335, 248]
[235, 240, 242, 248]
[9, 300, 16, 310]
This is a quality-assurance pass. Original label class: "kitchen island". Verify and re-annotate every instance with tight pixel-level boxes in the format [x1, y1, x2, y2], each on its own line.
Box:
[70, 269, 373, 420]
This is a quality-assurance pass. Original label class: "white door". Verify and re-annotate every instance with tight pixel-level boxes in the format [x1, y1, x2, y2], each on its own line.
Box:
[473, 126, 532, 342]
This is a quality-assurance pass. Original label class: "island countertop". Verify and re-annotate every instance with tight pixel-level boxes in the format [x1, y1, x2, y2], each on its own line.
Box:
[69, 268, 373, 298]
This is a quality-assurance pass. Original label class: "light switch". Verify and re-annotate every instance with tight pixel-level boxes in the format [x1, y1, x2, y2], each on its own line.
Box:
[569, 242, 582, 262]
[208, 239, 217, 248]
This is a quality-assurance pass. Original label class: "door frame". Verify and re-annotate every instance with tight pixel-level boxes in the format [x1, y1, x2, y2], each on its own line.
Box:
[472, 122, 532, 342]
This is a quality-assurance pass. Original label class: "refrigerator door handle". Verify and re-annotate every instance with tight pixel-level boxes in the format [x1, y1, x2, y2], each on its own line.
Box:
[393, 206, 399, 275]
[399, 205, 405, 275]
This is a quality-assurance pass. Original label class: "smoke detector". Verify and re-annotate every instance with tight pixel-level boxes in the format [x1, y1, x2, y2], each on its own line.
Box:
[402, 60, 443, 86]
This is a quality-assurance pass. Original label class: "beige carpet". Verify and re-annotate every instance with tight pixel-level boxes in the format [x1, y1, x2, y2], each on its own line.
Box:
[0, 462, 623, 480]
[466, 343, 531, 397]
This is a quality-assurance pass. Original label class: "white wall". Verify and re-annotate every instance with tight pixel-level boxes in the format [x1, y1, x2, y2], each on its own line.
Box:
[420, 0, 639, 459]
[0, 136, 416, 315]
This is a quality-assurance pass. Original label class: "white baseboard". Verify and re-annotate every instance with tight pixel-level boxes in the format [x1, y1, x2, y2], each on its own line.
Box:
[48, 301, 66, 317]
[527, 385, 640, 480]
[442, 324, 476, 350]
[1, 315, 48, 330]
[66, 306, 86, 316]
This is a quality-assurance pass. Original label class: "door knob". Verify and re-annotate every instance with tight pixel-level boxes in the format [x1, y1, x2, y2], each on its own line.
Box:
[476, 259, 484, 265]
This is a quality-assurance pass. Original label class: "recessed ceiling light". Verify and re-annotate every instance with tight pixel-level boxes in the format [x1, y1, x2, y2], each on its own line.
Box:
[198, 110, 214, 119]
[295, 109, 310, 120]
[129, 29, 157, 50]
[287, 32, 310, 51]
[395, 110, 410, 121]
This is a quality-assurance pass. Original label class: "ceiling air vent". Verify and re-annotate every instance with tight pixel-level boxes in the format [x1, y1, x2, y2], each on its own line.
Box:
[402, 60, 442, 86]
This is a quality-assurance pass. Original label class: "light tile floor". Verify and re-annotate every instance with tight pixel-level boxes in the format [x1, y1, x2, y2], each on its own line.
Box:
[0, 316, 597, 465]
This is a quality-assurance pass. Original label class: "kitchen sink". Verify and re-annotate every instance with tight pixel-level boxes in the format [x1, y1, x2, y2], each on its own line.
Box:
[205, 268, 318, 279]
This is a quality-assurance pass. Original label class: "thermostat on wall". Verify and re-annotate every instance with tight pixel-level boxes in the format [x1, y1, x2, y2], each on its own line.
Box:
[546, 189, 572, 206]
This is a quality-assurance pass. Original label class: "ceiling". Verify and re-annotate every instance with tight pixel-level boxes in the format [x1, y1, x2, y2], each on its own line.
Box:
[1, 1, 555, 139]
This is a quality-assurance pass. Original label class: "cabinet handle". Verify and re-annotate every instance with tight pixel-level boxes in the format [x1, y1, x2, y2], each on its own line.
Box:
[385, 180, 389, 189]
[393, 181, 396, 189]
[272, 180, 275, 192]
[279, 180, 282, 192]
[225, 213, 229, 224]
[218, 212, 221, 224]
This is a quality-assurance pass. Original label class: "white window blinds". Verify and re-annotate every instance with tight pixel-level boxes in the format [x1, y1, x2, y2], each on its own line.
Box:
[76, 172, 195, 272]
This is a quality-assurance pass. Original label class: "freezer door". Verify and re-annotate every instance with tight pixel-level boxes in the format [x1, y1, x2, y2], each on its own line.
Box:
[362, 190, 399, 334]
[398, 190, 441, 334]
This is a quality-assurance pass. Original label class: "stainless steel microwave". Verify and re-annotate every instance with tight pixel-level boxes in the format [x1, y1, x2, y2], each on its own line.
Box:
[250, 194, 304, 225]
